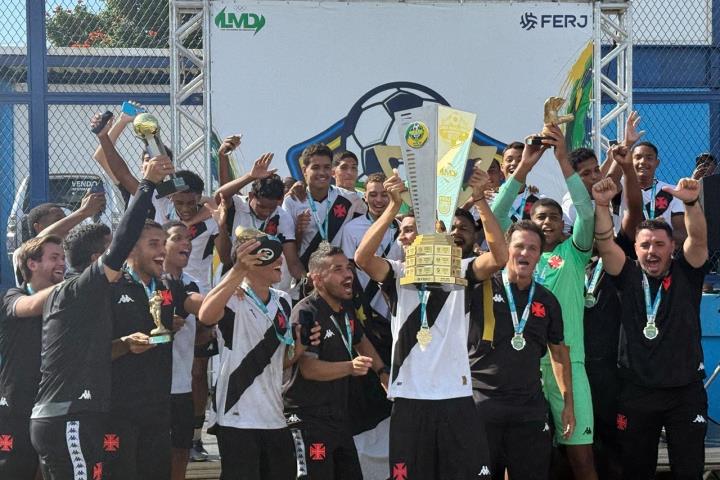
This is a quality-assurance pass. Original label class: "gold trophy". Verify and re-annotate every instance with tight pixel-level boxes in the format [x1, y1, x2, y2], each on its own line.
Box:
[133, 113, 189, 198]
[147, 291, 173, 344]
[526, 96, 575, 145]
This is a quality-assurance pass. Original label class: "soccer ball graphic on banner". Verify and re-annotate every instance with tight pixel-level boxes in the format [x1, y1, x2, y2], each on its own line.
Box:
[285, 81, 506, 180]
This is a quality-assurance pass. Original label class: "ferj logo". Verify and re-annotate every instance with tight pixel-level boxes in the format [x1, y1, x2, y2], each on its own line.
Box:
[215, 7, 266, 35]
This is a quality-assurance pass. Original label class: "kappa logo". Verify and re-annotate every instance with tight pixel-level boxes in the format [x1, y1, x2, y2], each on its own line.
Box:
[78, 389, 92, 400]
[324, 329, 335, 339]
[117, 294, 134, 304]
[583, 427, 592, 435]
[699, 362, 705, 371]
[543, 423, 550, 432]
[479, 465, 491, 476]
[693, 414, 707, 424]
[0, 397, 8, 407]
[492, 294, 504, 303]
[286, 414, 301, 424]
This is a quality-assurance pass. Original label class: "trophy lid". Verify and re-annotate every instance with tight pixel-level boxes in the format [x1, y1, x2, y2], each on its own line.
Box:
[133, 113, 160, 136]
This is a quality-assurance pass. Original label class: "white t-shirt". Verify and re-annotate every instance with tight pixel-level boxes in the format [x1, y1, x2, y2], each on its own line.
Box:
[386, 258, 474, 401]
[341, 214, 402, 321]
[171, 272, 200, 394]
[620, 178, 684, 226]
[213, 288, 292, 429]
[282, 186, 363, 263]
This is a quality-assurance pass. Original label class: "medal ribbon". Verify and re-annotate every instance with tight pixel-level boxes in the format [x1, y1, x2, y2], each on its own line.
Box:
[502, 270, 536, 336]
[127, 267, 156, 298]
[643, 181, 657, 219]
[245, 286, 294, 348]
[534, 264, 548, 286]
[328, 312, 353, 358]
[307, 186, 332, 241]
[641, 272, 663, 327]
[417, 286, 430, 333]
[249, 208, 267, 232]
[585, 259, 604, 295]
[26, 283, 35, 295]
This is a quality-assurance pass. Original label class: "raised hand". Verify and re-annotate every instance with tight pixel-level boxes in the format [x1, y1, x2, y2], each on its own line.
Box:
[542, 124, 568, 163]
[144, 155, 174, 184]
[662, 177, 700, 204]
[249, 153, 277, 180]
[80, 191, 106, 216]
[219, 134, 242, 155]
[287, 181, 307, 202]
[349, 355, 373, 376]
[624, 110, 645, 146]
[468, 166, 491, 200]
[520, 137, 550, 172]
[592, 177, 619, 206]
[609, 144, 632, 168]
[383, 168, 406, 205]
[90, 112, 114, 137]
[232, 240, 263, 275]
[212, 194, 229, 229]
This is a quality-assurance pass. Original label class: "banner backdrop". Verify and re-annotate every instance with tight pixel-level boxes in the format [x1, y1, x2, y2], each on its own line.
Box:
[209, 0, 593, 201]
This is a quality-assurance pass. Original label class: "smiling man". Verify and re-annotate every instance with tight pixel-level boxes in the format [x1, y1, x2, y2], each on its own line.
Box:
[592, 176, 709, 479]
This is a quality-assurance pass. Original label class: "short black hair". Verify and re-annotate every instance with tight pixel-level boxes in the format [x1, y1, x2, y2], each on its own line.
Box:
[502, 142, 525, 156]
[308, 243, 345, 273]
[301, 144, 333, 167]
[251, 174, 285, 201]
[530, 198, 563, 218]
[64, 223, 111, 271]
[26, 203, 61, 238]
[175, 170, 204, 194]
[569, 148, 597, 172]
[636, 219, 673, 240]
[633, 141, 659, 157]
[454, 208, 478, 231]
[162, 220, 186, 233]
[332, 151, 358, 167]
[506, 220, 545, 251]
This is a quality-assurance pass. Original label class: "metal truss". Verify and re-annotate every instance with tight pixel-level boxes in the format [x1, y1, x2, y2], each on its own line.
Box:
[169, 0, 211, 189]
[593, 1, 633, 158]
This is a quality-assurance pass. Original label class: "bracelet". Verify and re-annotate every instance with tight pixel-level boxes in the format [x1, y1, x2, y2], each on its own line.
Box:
[684, 199, 698, 206]
[594, 226, 614, 237]
[594, 232, 614, 241]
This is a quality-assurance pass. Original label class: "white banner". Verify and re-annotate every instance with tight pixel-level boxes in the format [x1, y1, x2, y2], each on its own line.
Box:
[209, 0, 594, 201]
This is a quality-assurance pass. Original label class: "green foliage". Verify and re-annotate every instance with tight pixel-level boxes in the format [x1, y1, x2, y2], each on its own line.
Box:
[46, 0, 192, 48]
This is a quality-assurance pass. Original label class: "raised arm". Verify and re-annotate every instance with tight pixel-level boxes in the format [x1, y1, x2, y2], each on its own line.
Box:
[215, 153, 277, 201]
[592, 178, 627, 275]
[38, 192, 106, 239]
[92, 112, 135, 184]
[91, 113, 140, 195]
[198, 240, 261, 325]
[662, 178, 708, 268]
[354, 171, 403, 283]
[469, 168, 507, 280]
[610, 144, 644, 237]
[217, 134, 241, 187]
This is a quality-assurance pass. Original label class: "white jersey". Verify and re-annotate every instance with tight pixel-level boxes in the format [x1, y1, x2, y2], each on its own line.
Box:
[386, 258, 474, 401]
[282, 186, 362, 265]
[341, 214, 402, 321]
[620, 178, 684, 226]
[171, 272, 200, 394]
[214, 288, 292, 429]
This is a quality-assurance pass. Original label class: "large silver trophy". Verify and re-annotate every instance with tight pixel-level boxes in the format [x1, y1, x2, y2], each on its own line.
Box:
[133, 113, 189, 198]
[396, 104, 477, 289]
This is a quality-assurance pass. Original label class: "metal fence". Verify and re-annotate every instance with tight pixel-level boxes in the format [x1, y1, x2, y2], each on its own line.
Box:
[0, 0, 718, 288]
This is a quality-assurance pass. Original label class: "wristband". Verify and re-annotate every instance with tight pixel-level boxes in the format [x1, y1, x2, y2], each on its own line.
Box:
[683, 199, 698, 206]
[594, 226, 614, 237]
[595, 232, 614, 241]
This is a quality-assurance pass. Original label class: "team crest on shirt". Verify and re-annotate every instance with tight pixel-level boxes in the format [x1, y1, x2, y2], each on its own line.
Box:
[93, 462, 103, 480]
[103, 434, 120, 452]
[264, 217, 279, 236]
[309, 443, 326, 461]
[332, 204, 347, 219]
[616, 413, 628, 431]
[531, 302, 546, 318]
[0, 434, 13, 451]
[392, 462, 408, 480]
[548, 255, 564, 269]
[662, 275, 672, 291]
[160, 289, 173, 306]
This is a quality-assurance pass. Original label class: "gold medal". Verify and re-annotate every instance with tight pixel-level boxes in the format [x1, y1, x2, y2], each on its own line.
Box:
[416, 326, 432, 350]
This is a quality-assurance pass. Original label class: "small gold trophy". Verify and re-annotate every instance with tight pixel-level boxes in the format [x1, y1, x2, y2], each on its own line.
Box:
[148, 291, 173, 344]
[526, 96, 575, 145]
[133, 112, 189, 198]
[394, 104, 477, 348]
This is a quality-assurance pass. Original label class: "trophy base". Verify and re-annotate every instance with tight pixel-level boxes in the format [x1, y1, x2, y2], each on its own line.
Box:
[156, 177, 190, 198]
[525, 135, 551, 146]
[148, 331, 173, 345]
[401, 234, 467, 289]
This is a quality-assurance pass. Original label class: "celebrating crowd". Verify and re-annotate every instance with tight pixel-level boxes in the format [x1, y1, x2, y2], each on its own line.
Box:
[0, 106, 716, 480]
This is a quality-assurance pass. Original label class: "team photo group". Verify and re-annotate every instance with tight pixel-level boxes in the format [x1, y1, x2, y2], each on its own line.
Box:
[0, 101, 715, 480]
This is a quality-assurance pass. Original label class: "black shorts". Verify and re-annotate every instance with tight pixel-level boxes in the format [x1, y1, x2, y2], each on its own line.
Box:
[103, 405, 171, 480]
[289, 415, 361, 480]
[216, 426, 295, 480]
[170, 393, 194, 449]
[617, 380, 707, 479]
[30, 412, 106, 480]
[194, 339, 219, 358]
[0, 414, 38, 479]
[390, 396, 491, 480]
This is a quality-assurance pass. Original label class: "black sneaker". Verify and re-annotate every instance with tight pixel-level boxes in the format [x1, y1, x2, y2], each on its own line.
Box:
[190, 439, 209, 462]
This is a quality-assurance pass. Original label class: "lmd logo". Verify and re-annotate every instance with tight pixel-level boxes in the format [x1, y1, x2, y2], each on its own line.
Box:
[520, 12, 589, 31]
[215, 7, 266, 35]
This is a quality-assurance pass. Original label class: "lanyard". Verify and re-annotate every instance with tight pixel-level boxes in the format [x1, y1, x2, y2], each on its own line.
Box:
[127, 267, 156, 298]
[417, 286, 430, 330]
[643, 181, 657, 219]
[26, 283, 35, 295]
[642, 272, 664, 325]
[329, 312, 353, 358]
[502, 270, 536, 335]
[245, 286, 294, 348]
[367, 213, 396, 257]
[586, 259, 604, 295]
[307, 187, 332, 241]
[513, 189, 529, 219]
[534, 264, 548, 286]
[249, 208, 267, 232]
